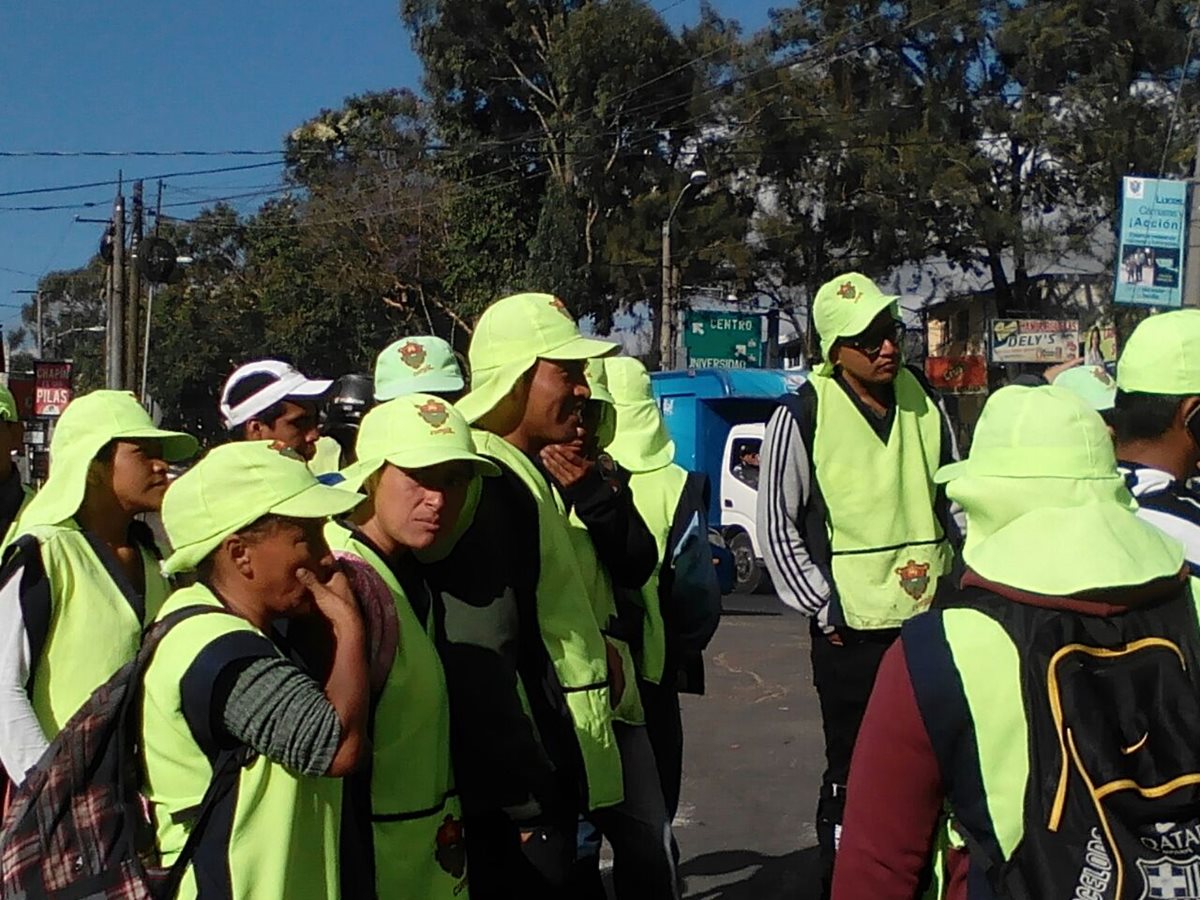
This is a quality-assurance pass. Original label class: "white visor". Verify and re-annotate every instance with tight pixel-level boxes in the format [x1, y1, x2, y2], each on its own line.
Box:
[220, 360, 332, 428]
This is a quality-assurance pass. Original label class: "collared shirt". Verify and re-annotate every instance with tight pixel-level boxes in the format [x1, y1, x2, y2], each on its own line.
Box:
[1120, 461, 1200, 574]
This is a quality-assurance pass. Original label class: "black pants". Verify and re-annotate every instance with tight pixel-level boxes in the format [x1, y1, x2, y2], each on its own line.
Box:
[640, 678, 683, 823]
[809, 619, 898, 899]
[465, 810, 578, 900]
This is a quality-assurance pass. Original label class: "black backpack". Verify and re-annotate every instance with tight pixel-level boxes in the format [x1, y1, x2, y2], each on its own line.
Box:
[926, 586, 1200, 900]
[0, 605, 247, 900]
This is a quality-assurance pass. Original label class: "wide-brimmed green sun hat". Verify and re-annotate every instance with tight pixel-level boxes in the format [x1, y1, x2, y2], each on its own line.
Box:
[604, 356, 676, 472]
[585, 359, 617, 449]
[19, 390, 198, 530]
[374, 336, 466, 401]
[339, 394, 499, 490]
[1052, 364, 1116, 411]
[162, 441, 364, 575]
[812, 272, 900, 376]
[456, 292, 617, 424]
[937, 385, 1182, 593]
[0, 385, 19, 422]
[1117, 309, 1200, 395]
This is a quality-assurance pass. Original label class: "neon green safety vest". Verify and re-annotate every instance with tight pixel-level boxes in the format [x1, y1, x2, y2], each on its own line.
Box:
[473, 430, 624, 810]
[624, 464, 689, 686]
[810, 369, 951, 629]
[19, 521, 169, 738]
[140, 583, 342, 900]
[324, 523, 468, 900]
[565, 515, 644, 725]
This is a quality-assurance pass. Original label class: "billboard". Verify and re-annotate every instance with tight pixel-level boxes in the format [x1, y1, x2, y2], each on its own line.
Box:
[988, 319, 1080, 363]
[925, 356, 988, 393]
[34, 361, 72, 417]
[1114, 176, 1187, 307]
[684, 310, 763, 368]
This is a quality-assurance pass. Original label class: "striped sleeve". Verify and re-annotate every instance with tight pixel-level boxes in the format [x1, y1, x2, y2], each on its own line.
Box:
[757, 404, 833, 616]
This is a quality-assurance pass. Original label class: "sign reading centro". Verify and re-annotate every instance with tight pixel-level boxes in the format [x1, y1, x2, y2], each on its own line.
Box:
[684, 310, 762, 369]
[988, 319, 1079, 364]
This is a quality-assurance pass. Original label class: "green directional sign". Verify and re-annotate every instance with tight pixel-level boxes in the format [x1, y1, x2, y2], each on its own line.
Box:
[684, 310, 763, 368]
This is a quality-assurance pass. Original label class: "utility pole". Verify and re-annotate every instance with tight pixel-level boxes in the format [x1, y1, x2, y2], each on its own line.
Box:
[1186, 129, 1200, 307]
[107, 179, 126, 389]
[141, 180, 163, 405]
[124, 180, 143, 389]
[660, 220, 673, 369]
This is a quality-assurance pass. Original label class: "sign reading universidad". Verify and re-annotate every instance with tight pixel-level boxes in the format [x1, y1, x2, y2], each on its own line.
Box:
[1114, 175, 1188, 308]
[684, 310, 762, 368]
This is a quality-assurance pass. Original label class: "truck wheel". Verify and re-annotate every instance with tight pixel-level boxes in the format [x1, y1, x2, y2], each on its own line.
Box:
[728, 530, 762, 594]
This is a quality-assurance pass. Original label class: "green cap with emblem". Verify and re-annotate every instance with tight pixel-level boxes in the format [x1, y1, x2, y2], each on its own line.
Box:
[374, 335, 466, 401]
[18, 390, 198, 531]
[812, 272, 900, 376]
[162, 440, 364, 575]
[340, 393, 499, 490]
[456, 292, 617, 424]
[1117, 309, 1200, 395]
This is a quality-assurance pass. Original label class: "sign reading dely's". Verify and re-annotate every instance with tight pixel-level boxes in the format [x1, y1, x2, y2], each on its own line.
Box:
[988, 319, 1080, 364]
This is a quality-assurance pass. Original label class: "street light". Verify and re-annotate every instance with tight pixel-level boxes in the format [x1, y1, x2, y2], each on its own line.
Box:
[660, 170, 709, 370]
[47, 325, 105, 359]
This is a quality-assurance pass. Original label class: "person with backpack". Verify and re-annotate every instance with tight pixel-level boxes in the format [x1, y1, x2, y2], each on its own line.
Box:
[832, 385, 1195, 900]
[326, 394, 500, 899]
[0, 390, 197, 785]
[142, 440, 368, 900]
[0, 384, 31, 553]
[603, 356, 722, 848]
[757, 272, 962, 897]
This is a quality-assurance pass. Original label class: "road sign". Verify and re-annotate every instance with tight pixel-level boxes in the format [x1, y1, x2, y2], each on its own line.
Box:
[684, 310, 762, 368]
[1115, 176, 1187, 307]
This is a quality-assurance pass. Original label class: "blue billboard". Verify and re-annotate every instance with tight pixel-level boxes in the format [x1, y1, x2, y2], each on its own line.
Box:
[1114, 176, 1188, 307]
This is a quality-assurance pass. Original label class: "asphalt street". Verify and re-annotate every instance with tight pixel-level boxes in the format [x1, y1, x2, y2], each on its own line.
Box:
[674, 591, 824, 899]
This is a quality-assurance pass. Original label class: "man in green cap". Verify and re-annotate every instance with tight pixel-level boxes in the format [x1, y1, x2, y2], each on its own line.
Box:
[1113, 309, 1200, 571]
[603, 356, 723, 864]
[375, 335, 466, 402]
[144, 440, 368, 900]
[0, 384, 30, 551]
[832, 385, 1195, 900]
[0, 390, 197, 784]
[425, 292, 625, 898]
[757, 272, 961, 895]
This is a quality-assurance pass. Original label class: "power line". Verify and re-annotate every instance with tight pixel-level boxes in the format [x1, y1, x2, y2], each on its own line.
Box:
[0, 160, 284, 200]
[0, 149, 289, 159]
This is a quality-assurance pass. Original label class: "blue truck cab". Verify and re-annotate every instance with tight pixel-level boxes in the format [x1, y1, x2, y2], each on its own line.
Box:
[650, 367, 808, 593]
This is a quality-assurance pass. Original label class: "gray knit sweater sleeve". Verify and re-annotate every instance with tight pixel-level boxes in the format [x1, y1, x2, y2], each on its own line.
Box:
[221, 657, 342, 777]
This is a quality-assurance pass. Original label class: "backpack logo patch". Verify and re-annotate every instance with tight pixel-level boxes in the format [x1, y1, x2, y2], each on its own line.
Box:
[435, 814, 466, 879]
[895, 559, 930, 600]
[1137, 856, 1200, 899]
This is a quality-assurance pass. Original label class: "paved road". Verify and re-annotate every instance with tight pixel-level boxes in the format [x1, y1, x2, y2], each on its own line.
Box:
[674, 592, 825, 899]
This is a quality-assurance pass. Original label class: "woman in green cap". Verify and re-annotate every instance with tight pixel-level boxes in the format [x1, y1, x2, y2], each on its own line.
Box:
[0, 390, 197, 784]
[327, 393, 499, 900]
[142, 440, 369, 900]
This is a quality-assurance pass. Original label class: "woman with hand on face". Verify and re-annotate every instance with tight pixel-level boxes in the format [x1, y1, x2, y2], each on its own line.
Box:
[0, 390, 198, 786]
[141, 441, 369, 900]
[327, 394, 499, 900]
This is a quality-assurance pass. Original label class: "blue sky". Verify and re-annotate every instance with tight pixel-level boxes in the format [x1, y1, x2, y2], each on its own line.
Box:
[0, 0, 774, 344]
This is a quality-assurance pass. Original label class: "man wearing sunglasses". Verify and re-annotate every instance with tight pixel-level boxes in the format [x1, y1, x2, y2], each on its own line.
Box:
[757, 272, 962, 899]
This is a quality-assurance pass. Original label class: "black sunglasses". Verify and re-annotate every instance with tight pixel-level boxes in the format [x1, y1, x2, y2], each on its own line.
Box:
[840, 320, 904, 357]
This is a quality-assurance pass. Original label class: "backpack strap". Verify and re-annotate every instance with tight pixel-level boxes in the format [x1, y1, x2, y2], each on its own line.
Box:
[117, 605, 254, 900]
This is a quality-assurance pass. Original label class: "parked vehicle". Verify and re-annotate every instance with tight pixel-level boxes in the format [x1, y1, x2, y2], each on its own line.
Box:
[650, 368, 807, 593]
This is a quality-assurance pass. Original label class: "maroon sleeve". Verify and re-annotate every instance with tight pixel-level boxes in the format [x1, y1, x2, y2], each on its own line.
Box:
[831, 641, 946, 900]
